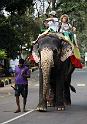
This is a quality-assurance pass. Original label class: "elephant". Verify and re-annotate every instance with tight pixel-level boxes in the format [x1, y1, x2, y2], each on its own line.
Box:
[34, 34, 75, 111]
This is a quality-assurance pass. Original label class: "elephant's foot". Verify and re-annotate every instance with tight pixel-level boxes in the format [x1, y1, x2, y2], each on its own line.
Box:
[46, 94, 54, 107]
[64, 99, 71, 106]
[57, 106, 65, 111]
[64, 101, 71, 106]
[36, 101, 47, 112]
[47, 100, 55, 107]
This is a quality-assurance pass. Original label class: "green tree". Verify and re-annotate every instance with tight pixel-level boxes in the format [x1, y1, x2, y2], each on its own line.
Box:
[0, 0, 38, 59]
[0, 0, 33, 15]
[0, 19, 20, 59]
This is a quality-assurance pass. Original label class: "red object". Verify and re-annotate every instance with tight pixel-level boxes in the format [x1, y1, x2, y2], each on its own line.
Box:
[28, 55, 35, 63]
[70, 55, 83, 69]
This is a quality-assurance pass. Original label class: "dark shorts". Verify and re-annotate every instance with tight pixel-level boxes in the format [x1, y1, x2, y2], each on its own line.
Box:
[15, 84, 28, 98]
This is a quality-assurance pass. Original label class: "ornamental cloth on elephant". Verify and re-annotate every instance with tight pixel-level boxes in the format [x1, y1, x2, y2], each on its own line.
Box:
[46, 32, 82, 68]
[58, 32, 83, 68]
[32, 33, 71, 62]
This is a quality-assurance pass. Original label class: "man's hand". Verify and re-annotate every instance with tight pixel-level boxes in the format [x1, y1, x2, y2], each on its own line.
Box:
[73, 27, 76, 32]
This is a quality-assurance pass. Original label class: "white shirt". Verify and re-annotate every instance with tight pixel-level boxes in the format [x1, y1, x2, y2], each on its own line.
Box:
[47, 18, 59, 32]
[59, 23, 72, 33]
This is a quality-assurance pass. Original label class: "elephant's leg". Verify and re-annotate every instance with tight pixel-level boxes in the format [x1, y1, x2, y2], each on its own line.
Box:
[56, 61, 69, 111]
[63, 61, 72, 106]
[36, 67, 44, 111]
[36, 66, 48, 112]
[64, 62, 75, 106]
[47, 88, 55, 107]
[56, 81, 65, 110]
[37, 68, 49, 112]
[55, 70, 65, 111]
[64, 76, 71, 106]
[39, 68, 43, 104]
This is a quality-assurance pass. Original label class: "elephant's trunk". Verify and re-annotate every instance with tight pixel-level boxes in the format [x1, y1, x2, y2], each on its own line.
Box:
[41, 47, 54, 101]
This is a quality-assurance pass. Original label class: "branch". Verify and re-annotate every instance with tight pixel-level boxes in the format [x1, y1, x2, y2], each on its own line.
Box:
[55, 1, 63, 9]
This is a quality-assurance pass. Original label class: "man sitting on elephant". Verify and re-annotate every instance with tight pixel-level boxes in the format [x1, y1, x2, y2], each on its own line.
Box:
[34, 11, 59, 43]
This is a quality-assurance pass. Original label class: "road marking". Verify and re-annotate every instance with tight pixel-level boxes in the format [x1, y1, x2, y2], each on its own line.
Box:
[75, 70, 87, 73]
[0, 96, 4, 98]
[1, 109, 34, 124]
[34, 84, 39, 87]
[77, 84, 86, 87]
[0, 92, 12, 98]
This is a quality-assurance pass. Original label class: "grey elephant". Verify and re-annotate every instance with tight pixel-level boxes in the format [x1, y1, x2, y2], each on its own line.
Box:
[33, 34, 75, 111]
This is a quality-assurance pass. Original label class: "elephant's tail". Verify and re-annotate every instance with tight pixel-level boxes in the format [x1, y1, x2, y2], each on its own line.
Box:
[70, 85, 76, 93]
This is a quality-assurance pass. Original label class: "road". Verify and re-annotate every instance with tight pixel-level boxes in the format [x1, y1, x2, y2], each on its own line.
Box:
[0, 68, 87, 124]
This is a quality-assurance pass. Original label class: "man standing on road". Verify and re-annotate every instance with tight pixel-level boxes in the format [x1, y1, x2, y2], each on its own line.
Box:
[14, 58, 30, 113]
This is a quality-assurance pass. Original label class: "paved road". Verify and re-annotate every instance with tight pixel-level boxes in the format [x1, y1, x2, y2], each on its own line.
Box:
[0, 69, 87, 124]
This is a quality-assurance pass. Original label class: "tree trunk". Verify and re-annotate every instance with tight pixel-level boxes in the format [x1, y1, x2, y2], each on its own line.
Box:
[4, 59, 10, 76]
[52, 0, 56, 10]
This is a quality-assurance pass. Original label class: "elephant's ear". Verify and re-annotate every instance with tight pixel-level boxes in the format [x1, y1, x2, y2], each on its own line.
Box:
[60, 40, 74, 62]
[32, 43, 40, 63]
[33, 43, 38, 51]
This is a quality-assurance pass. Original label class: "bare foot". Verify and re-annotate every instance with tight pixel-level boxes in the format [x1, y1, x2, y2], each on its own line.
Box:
[14, 109, 21, 113]
[23, 109, 27, 112]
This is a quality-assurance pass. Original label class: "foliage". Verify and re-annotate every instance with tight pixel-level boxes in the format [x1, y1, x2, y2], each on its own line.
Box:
[0, 0, 33, 15]
[0, 0, 87, 62]
[45, 0, 87, 60]
[0, 19, 20, 59]
[0, 0, 41, 59]
[0, 49, 7, 59]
